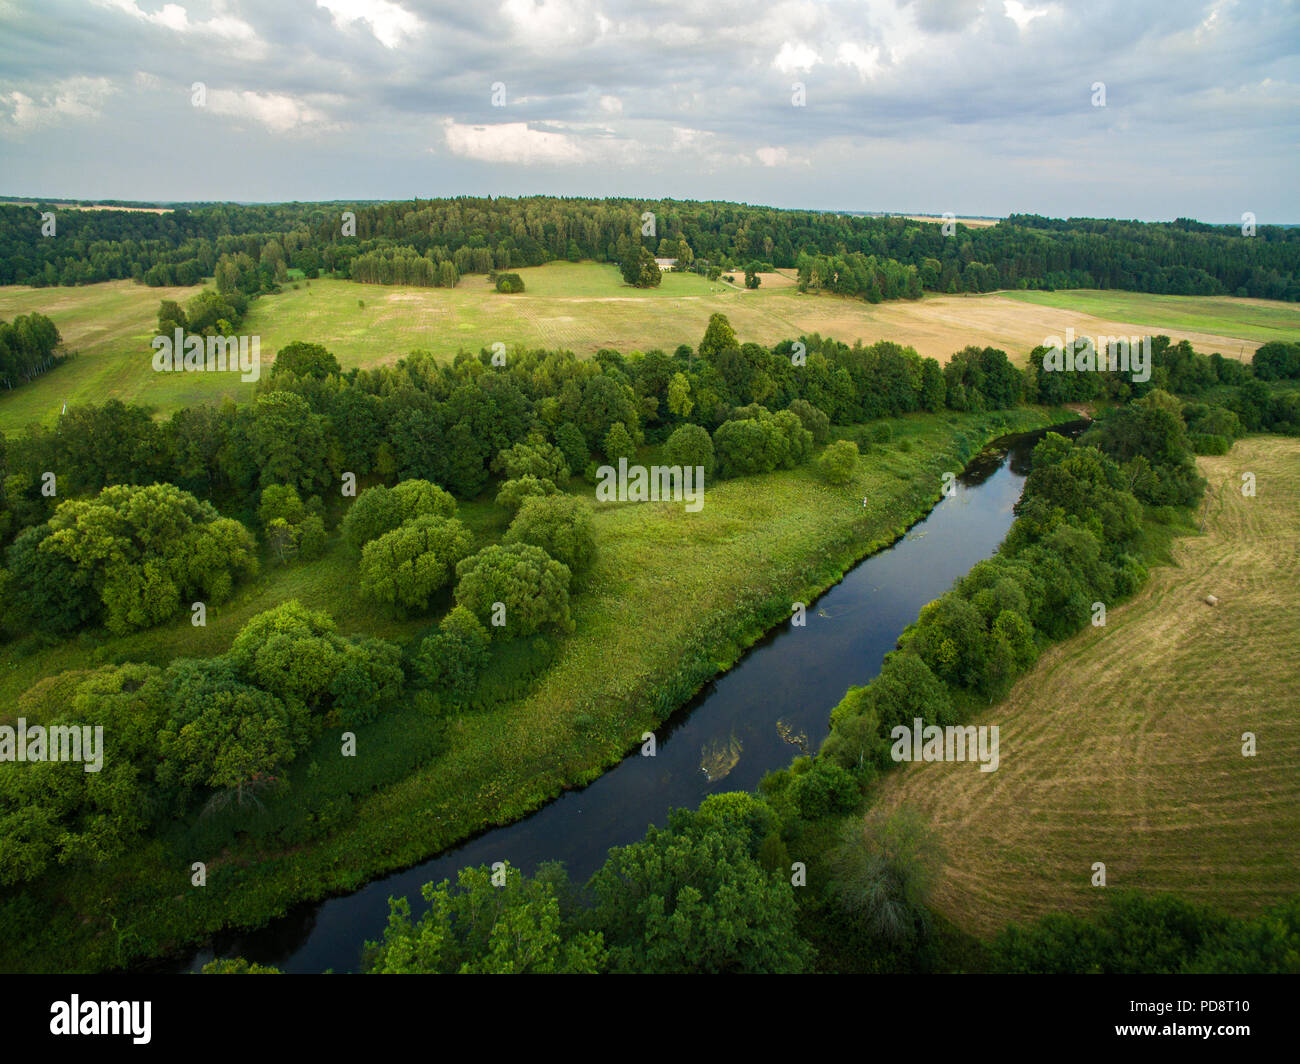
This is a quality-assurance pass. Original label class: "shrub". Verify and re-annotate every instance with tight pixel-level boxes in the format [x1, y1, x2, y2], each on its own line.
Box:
[414, 606, 491, 704]
[817, 439, 859, 484]
[789, 760, 860, 819]
[495, 475, 558, 516]
[663, 423, 715, 477]
[329, 637, 404, 728]
[1188, 433, 1231, 455]
[358, 515, 474, 615]
[603, 422, 636, 464]
[504, 494, 596, 576]
[342, 480, 456, 555]
[454, 542, 573, 639]
[713, 410, 813, 478]
[228, 600, 344, 712]
[298, 514, 327, 560]
[34, 483, 257, 635]
[554, 422, 589, 475]
[493, 442, 570, 484]
[829, 807, 944, 945]
[788, 399, 831, 444]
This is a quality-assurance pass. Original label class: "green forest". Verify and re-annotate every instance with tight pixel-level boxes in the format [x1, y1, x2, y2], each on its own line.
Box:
[3, 197, 1298, 300]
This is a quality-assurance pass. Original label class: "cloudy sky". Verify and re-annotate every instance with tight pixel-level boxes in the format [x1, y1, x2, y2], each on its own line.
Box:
[1, 0, 1296, 221]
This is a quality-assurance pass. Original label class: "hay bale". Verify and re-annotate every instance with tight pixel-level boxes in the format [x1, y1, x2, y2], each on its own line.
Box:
[1204, 594, 1219, 607]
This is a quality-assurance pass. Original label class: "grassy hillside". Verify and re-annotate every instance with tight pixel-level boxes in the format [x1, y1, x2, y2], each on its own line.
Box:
[2, 266, 1289, 434]
[875, 435, 1300, 937]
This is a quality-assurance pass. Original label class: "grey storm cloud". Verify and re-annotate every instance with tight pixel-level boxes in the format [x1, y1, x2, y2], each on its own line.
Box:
[0, 0, 1295, 220]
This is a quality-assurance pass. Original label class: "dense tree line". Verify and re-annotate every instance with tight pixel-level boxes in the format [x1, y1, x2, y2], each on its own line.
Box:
[0, 312, 64, 392]
[239, 854, 1300, 973]
[4, 197, 1297, 300]
[7, 313, 1291, 591]
[1026, 335, 1300, 441]
[349, 246, 460, 287]
[810, 400, 1200, 799]
[993, 891, 1300, 974]
[364, 793, 811, 973]
[353, 785, 1300, 972]
[796, 251, 923, 300]
[0, 600, 406, 887]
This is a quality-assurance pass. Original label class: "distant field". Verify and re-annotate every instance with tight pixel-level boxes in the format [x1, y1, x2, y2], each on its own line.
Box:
[1002, 289, 1299, 349]
[875, 436, 1300, 936]
[1, 264, 1290, 433]
[0, 201, 173, 213]
[904, 215, 1000, 228]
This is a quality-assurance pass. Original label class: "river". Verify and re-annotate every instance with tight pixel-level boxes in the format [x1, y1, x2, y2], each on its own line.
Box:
[172, 421, 1083, 973]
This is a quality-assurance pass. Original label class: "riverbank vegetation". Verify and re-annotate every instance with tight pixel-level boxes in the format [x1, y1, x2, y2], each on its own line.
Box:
[354, 371, 1298, 974]
[0, 307, 1066, 971]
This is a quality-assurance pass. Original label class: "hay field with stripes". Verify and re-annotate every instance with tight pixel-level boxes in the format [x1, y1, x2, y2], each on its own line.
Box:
[875, 435, 1300, 937]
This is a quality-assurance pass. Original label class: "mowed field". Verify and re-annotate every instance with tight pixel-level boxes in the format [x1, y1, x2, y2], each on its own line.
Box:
[1, 262, 1294, 433]
[875, 435, 1300, 937]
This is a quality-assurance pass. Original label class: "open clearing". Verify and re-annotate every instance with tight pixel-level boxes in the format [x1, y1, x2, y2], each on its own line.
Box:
[1, 263, 1290, 433]
[874, 435, 1300, 937]
[0, 202, 173, 213]
[904, 215, 1000, 228]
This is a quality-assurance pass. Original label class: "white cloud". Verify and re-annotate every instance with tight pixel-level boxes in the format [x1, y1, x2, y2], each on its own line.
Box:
[206, 90, 336, 133]
[773, 40, 820, 73]
[94, 0, 258, 43]
[835, 42, 882, 80]
[671, 126, 711, 151]
[756, 145, 808, 166]
[598, 94, 622, 114]
[442, 119, 588, 165]
[2, 77, 118, 132]
[1003, 1, 1050, 31]
[316, 0, 422, 49]
[500, 0, 597, 48]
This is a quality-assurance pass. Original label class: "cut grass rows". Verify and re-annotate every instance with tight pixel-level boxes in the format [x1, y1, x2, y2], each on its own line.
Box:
[875, 435, 1300, 937]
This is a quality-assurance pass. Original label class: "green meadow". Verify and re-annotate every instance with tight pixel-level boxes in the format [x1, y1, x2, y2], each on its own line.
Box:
[1000, 289, 1300, 348]
[4, 265, 1292, 436]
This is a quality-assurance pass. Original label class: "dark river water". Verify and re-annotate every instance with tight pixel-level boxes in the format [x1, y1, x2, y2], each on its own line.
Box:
[171, 421, 1083, 973]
